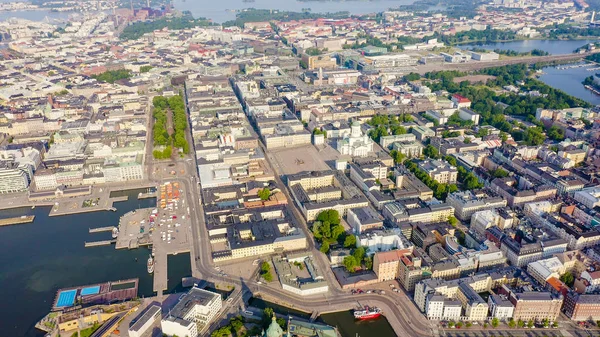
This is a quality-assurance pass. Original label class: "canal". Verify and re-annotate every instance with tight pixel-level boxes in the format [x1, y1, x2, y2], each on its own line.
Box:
[249, 298, 397, 337]
[0, 189, 189, 337]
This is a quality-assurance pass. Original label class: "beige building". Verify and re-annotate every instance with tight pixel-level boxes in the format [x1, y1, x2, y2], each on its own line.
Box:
[373, 250, 406, 282]
[417, 159, 458, 184]
[301, 54, 337, 70]
[510, 291, 562, 321]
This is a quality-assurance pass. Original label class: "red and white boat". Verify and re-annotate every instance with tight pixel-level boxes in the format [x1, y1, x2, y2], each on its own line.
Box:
[353, 306, 382, 320]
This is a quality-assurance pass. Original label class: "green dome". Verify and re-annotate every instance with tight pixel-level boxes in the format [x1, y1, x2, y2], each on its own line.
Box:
[264, 314, 285, 337]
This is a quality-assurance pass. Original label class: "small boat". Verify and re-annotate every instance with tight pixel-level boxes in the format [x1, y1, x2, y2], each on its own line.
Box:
[112, 227, 119, 238]
[354, 306, 382, 320]
[31, 205, 36, 209]
[147, 255, 154, 274]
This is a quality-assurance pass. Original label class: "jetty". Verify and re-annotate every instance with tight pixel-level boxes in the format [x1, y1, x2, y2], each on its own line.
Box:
[0, 215, 35, 227]
[89, 226, 115, 233]
[84, 239, 116, 247]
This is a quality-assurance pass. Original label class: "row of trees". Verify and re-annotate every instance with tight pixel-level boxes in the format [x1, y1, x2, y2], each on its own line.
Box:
[438, 28, 518, 45]
[152, 96, 170, 159]
[466, 47, 549, 57]
[152, 95, 190, 158]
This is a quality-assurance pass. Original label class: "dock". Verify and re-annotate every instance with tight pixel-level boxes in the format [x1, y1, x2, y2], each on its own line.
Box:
[89, 226, 115, 233]
[84, 239, 116, 247]
[0, 215, 35, 227]
[153, 253, 168, 295]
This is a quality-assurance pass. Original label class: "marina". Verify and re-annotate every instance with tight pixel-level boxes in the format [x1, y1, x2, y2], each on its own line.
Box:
[85, 182, 193, 297]
[0, 215, 35, 226]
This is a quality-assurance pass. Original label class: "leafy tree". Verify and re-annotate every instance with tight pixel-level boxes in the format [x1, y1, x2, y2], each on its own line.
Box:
[491, 317, 499, 328]
[476, 128, 489, 137]
[560, 271, 575, 287]
[316, 210, 341, 225]
[524, 126, 547, 146]
[448, 216, 458, 227]
[343, 235, 357, 248]
[490, 168, 509, 178]
[140, 65, 153, 73]
[552, 321, 558, 328]
[391, 125, 407, 135]
[547, 125, 565, 141]
[364, 256, 373, 270]
[423, 145, 439, 159]
[390, 150, 407, 164]
[527, 320, 534, 328]
[211, 326, 231, 337]
[258, 188, 271, 201]
[305, 47, 322, 56]
[405, 72, 421, 81]
[276, 317, 287, 330]
[313, 128, 327, 138]
[320, 241, 330, 254]
[91, 69, 131, 84]
[456, 322, 463, 329]
[262, 308, 274, 327]
[466, 322, 472, 328]
[353, 246, 366, 262]
[230, 317, 244, 332]
[463, 173, 483, 190]
[343, 256, 358, 272]
[518, 319, 525, 328]
[261, 261, 270, 274]
[508, 318, 516, 328]
[368, 125, 388, 143]
[445, 155, 457, 167]
[448, 321, 455, 328]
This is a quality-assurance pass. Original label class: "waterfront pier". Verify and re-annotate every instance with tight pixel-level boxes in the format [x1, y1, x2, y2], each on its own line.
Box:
[84, 240, 116, 247]
[0, 215, 35, 227]
[88, 226, 115, 233]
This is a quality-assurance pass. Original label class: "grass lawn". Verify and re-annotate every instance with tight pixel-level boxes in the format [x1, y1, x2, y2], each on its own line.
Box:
[70, 323, 100, 337]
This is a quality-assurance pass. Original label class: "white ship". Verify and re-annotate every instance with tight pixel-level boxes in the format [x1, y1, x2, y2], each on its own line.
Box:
[147, 255, 154, 274]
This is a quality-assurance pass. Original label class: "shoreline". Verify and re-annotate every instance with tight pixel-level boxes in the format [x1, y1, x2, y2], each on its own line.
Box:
[0, 183, 157, 217]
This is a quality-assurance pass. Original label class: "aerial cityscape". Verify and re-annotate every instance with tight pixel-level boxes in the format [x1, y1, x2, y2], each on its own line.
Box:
[4, 0, 600, 337]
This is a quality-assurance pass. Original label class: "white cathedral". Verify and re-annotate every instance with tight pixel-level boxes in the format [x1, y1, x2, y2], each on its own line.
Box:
[336, 121, 374, 157]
